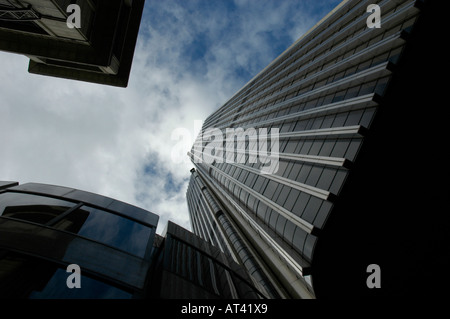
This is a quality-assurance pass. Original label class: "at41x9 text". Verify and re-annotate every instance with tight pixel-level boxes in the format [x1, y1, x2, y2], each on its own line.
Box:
[181, 303, 268, 316]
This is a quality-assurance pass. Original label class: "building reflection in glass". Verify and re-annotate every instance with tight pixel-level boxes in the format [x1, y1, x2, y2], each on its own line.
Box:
[0, 182, 266, 299]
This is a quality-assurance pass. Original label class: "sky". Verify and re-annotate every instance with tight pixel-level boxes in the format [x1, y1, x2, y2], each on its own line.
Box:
[0, 0, 341, 234]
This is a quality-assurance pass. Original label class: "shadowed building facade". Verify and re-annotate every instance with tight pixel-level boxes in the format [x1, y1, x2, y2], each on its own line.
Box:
[0, 181, 266, 299]
[0, 0, 145, 87]
[187, 0, 446, 298]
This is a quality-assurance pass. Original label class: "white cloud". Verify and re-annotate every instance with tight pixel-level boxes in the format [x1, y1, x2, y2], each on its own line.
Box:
[0, 0, 337, 234]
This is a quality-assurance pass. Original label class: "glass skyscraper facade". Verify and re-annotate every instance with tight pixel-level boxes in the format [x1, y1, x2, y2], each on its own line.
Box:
[0, 181, 157, 298]
[187, 0, 439, 298]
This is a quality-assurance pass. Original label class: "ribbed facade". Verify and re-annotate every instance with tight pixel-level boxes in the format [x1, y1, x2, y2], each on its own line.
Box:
[187, 0, 425, 298]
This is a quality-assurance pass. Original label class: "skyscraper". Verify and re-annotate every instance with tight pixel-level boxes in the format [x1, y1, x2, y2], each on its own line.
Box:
[0, 0, 144, 87]
[187, 0, 444, 298]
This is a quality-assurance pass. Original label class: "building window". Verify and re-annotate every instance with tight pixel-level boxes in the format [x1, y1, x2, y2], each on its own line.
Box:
[0, 251, 132, 299]
[0, 192, 75, 224]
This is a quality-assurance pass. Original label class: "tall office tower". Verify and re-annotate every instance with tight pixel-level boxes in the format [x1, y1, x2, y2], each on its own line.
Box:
[0, 0, 144, 87]
[0, 181, 266, 299]
[188, 0, 443, 298]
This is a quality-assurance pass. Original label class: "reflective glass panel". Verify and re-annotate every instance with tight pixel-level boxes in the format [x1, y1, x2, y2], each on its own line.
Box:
[29, 268, 132, 299]
[0, 192, 75, 224]
[0, 252, 131, 299]
[54, 206, 153, 257]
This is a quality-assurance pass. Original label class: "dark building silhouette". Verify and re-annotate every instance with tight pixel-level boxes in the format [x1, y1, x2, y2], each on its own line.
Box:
[187, 0, 447, 298]
[0, 0, 145, 87]
[0, 181, 266, 299]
